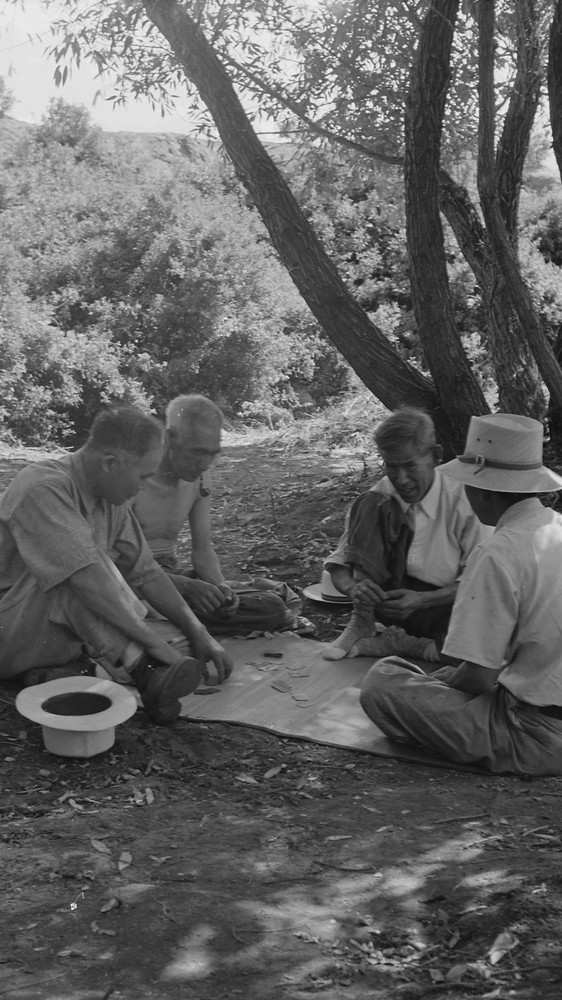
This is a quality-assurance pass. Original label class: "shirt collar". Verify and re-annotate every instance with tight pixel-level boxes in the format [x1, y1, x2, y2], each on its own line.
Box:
[69, 450, 99, 517]
[390, 469, 441, 518]
[495, 496, 544, 530]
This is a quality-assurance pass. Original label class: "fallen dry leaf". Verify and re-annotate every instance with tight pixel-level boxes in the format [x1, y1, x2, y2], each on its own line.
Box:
[91, 839, 112, 855]
[100, 898, 119, 913]
[446, 962, 467, 982]
[118, 851, 132, 872]
[91, 921, 116, 937]
[488, 930, 519, 965]
[264, 765, 284, 779]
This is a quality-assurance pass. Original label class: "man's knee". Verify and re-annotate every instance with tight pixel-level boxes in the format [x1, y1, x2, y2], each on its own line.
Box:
[205, 590, 291, 636]
[359, 660, 390, 715]
[360, 656, 425, 717]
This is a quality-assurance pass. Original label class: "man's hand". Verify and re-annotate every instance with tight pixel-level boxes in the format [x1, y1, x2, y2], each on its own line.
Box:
[191, 629, 234, 684]
[351, 579, 388, 608]
[172, 577, 231, 616]
[378, 589, 427, 621]
[217, 583, 240, 614]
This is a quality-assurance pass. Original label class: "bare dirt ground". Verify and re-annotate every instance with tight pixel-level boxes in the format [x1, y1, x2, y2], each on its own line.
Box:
[1, 432, 562, 1000]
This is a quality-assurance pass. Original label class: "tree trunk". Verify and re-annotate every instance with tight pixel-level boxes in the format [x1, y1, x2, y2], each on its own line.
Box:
[143, 0, 483, 454]
[548, 0, 562, 179]
[478, 0, 562, 410]
[497, 0, 542, 245]
[404, 0, 489, 435]
[439, 170, 546, 418]
[547, 0, 562, 451]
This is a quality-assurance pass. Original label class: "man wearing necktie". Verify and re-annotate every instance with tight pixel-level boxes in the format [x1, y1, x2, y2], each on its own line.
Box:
[322, 407, 490, 660]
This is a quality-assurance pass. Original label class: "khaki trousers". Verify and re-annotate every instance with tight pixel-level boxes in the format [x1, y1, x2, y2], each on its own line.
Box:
[360, 658, 562, 776]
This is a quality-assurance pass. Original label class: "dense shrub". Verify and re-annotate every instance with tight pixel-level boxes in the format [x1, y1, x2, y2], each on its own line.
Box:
[0, 285, 150, 446]
[34, 98, 102, 162]
[525, 194, 562, 268]
[0, 126, 349, 440]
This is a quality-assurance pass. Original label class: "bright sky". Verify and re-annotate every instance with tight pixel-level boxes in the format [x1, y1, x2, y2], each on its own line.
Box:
[0, 1, 198, 134]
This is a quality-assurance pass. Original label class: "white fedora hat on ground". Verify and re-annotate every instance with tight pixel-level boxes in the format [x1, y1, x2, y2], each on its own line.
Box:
[16, 676, 137, 757]
[303, 569, 352, 605]
[440, 413, 562, 494]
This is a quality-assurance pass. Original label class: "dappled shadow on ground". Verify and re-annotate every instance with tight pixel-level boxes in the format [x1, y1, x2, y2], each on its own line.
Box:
[2, 699, 562, 1000]
[1, 434, 562, 998]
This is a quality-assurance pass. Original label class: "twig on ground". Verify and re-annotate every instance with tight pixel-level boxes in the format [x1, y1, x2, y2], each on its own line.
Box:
[0, 975, 66, 996]
[430, 812, 488, 825]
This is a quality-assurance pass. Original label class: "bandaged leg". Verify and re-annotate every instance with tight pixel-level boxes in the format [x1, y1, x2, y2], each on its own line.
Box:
[348, 626, 440, 662]
[323, 604, 375, 660]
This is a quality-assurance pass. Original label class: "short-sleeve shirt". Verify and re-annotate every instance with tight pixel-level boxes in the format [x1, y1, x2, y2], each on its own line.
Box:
[443, 498, 562, 706]
[0, 451, 160, 597]
[325, 469, 490, 587]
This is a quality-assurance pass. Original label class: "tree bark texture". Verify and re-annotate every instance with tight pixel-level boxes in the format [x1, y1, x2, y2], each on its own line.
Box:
[144, 0, 474, 454]
[549, 0, 562, 178]
[496, 0, 542, 244]
[439, 171, 545, 419]
[478, 0, 562, 410]
[547, 0, 562, 451]
[404, 0, 489, 438]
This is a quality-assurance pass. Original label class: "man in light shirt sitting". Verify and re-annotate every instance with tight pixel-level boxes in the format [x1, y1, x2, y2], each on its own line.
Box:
[323, 407, 491, 660]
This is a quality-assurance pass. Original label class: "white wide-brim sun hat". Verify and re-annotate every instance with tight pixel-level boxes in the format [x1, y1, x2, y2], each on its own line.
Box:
[16, 676, 137, 757]
[440, 413, 562, 493]
[303, 569, 352, 605]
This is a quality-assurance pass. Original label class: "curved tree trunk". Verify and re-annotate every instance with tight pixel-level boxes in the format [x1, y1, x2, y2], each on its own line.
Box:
[404, 0, 489, 438]
[478, 0, 562, 410]
[497, 0, 542, 245]
[548, 0, 562, 179]
[439, 170, 546, 418]
[143, 0, 484, 454]
[547, 0, 562, 451]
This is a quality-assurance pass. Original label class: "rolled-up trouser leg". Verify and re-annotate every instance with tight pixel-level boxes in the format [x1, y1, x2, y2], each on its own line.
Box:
[53, 586, 190, 685]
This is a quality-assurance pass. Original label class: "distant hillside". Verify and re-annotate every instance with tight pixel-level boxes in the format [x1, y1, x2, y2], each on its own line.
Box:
[0, 114, 300, 175]
[0, 114, 213, 170]
[2, 114, 558, 200]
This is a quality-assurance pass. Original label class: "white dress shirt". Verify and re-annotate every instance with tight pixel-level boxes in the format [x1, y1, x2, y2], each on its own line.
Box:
[324, 468, 491, 587]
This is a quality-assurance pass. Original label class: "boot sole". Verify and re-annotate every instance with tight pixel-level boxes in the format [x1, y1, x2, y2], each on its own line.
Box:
[141, 658, 201, 725]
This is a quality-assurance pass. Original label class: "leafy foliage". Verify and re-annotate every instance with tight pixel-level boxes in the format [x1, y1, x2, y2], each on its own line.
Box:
[0, 114, 350, 443]
[0, 279, 149, 445]
[526, 194, 562, 267]
[35, 97, 102, 161]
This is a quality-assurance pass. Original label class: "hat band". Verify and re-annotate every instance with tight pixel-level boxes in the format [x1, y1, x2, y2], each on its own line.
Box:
[459, 453, 542, 475]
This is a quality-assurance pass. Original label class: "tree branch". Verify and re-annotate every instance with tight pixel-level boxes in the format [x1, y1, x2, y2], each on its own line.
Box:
[478, 0, 562, 409]
[142, 0, 458, 442]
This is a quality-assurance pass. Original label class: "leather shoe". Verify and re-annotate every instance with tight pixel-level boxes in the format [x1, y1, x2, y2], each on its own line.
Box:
[130, 656, 201, 724]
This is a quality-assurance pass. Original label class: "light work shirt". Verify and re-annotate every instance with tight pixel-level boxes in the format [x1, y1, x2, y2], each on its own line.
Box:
[325, 468, 490, 587]
[0, 451, 160, 598]
[443, 498, 562, 706]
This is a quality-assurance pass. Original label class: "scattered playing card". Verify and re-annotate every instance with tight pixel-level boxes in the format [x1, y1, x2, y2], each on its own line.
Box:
[271, 679, 292, 693]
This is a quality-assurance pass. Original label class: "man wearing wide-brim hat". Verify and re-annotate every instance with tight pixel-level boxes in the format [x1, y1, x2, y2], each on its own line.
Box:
[360, 413, 562, 775]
